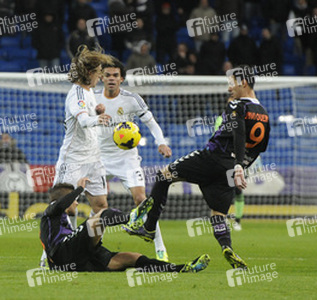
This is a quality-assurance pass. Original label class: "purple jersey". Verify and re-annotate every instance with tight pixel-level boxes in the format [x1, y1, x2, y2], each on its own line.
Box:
[40, 186, 83, 257]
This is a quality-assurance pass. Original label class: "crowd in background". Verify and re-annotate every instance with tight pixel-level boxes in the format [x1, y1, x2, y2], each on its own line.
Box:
[2, 0, 317, 75]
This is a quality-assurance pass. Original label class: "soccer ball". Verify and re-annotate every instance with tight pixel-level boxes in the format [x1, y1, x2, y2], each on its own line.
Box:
[113, 122, 141, 150]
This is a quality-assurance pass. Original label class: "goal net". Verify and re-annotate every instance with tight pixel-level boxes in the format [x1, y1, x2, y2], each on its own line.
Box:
[0, 73, 316, 220]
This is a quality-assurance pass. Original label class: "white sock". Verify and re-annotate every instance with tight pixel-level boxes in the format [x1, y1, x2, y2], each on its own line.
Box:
[40, 249, 47, 261]
[89, 209, 96, 218]
[69, 209, 77, 229]
[153, 221, 167, 253]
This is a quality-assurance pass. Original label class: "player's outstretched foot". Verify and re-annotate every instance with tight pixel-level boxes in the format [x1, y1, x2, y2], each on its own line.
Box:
[39, 258, 49, 270]
[122, 224, 156, 242]
[126, 197, 154, 230]
[222, 246, 247, 269]
[156, 250, 169, 262]
[181, 254, 210, 273]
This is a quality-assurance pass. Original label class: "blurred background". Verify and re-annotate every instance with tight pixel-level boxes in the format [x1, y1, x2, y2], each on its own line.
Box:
[0, 0, 317, 75]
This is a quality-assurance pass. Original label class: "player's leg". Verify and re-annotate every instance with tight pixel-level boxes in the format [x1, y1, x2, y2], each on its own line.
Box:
[84, 161, 108, 215]
[123, 165, 183, 240]
[130, 186, 168, 261]
[86, 207, 129, 246]
[107, 252, 210, 273]
[53, 162, 81, 229]
[106, 152, 169, 261]
[199, 183, 247, 269]
[233, 187, 244, 231]
[85, 192, 108, 213]
[143, 165, 182, 232]
[123, 151, 204, 240]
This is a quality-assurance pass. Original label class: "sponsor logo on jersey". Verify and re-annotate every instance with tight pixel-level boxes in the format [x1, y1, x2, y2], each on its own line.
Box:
[229, 100, 240, 110]
[117, 107, 124, 115]
[78, 100, 86, 109]
[245, 112, 269, 122]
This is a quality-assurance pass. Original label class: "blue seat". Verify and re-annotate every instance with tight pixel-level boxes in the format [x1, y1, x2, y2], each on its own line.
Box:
[91, 2, 107, 14]
[21, 36, 32, 48]
[6, 48, 32, 60]
[176, 28, 195, 50]
[0, 60, 23, 72]
[25, 59, 39, 70]
[0, 49, 8, 60]
[0, 36, 20, 47]
[283, 64, 296, 76]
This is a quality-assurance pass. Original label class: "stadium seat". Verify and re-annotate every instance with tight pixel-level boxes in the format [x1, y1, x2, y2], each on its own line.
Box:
[176, 27, 195, 50]
[6, 48, 33, 60]
[21, 35, 32, 49]
[93, 0, 109, 13]
[122, 49, 132, 63]
[283, 64, 296, 76]
[60, 50, 71, 66]
[25, 60, 39, 70]
[0, 36, 20, 48]
[91, 2, 107, 14]
[0, 60, 24, 72]
[0, 49, 8, 60]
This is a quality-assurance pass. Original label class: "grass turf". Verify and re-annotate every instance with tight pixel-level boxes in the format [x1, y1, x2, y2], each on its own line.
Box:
[0, 219, 316, 300]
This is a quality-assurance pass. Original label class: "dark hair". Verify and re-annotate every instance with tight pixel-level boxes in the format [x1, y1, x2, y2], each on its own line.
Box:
[101, 56, 126, 80]
[49, 183, 74, 203]
[235, 64, 255, 89]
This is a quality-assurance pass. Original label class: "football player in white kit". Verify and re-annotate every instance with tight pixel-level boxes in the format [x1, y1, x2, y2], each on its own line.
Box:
[95, 57, 172, 261]
[40, 45, 113, 267]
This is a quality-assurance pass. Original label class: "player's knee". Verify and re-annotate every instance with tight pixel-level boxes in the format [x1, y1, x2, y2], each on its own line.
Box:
[133, 194, 146, 206]
[155, 170, 173, 184]
[92, 201, 108, 213]
[160, 166, 174, 181]
[86, 193, 108, 213]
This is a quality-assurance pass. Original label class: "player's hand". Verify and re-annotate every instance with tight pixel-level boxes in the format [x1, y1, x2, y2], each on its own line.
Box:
[98, 113, 111, 126]
[95, 104, 105, 115]
[234, 165, 247, 190]
[158, 144, 172, 158]
[77, 177, 90, 189]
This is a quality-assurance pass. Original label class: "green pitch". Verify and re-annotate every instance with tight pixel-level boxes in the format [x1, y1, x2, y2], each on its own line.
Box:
[0, 219, 315, 300]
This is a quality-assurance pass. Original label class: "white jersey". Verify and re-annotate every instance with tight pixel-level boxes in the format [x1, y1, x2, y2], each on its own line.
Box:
[95, 88, 151, 156]
[56, 84, 100, 164]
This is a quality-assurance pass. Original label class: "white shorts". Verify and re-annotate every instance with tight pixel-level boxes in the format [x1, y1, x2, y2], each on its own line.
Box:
[54, 161, 107, 196]
[101, 152, 145, 190]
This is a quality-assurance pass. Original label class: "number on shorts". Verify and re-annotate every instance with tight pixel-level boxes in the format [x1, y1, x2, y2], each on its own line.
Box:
[135, 170, 143, 181]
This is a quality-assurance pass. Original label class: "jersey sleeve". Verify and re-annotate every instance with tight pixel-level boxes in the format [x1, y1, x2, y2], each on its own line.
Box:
[45, 187, 84, 217]
[68, 87, 89, 118]
[226, 100, 246, 166]
[131, 93, 153, 123]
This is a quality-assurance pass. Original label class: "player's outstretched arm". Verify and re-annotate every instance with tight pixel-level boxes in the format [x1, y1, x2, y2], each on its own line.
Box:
[46, 177, 89, 216]
[143, 117, 172, 158]
[76, 111, 111, 127]
[45, 186, 84, 216]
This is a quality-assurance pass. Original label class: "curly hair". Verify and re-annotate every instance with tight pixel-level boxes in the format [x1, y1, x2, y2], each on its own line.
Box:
[68, 45, 113, 85]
